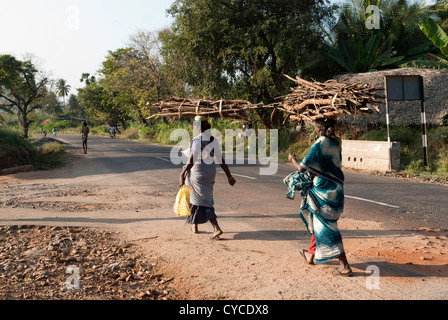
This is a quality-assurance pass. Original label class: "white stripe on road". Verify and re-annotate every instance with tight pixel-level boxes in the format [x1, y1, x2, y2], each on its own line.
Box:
[155, 158, 256, 180]
[126, 149, 136, 153]
[233, 173, 257, 180]
[218, 171, 257, 180]
[345, 195, 399, 208]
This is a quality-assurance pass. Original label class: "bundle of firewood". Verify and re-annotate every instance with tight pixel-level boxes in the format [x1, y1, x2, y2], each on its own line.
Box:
[146, 97, 261, 120]
[277, 75, 382, 122]
[146, 76, 382, 124]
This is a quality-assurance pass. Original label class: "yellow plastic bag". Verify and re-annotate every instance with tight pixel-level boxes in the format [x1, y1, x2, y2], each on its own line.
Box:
[174, 185, 191, 217]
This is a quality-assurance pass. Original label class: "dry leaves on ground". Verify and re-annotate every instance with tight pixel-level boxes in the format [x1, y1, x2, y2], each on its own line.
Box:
[0, 225, 177, 300]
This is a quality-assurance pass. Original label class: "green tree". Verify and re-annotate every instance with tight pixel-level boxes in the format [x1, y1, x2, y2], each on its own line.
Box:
[67, 94, 86, 120]
[101, 32, 166, 124]
[77, 31, 169, 126]
[77, 81, 129, 128]
[80, 73, 96, 85]
[0, 55, 50, 137]
[56, 79, 71, 107]
[43, 91, 63, 116]
[160, 0, 332, 105]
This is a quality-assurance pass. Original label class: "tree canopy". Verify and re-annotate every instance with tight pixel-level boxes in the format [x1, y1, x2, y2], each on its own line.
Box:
[160, 0, 333, 104]
[0, 55, 50, 137]
[78, 31, 169, 127]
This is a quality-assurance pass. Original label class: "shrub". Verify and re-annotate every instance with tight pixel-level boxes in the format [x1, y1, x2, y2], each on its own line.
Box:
[136, 120, 193, 144]
[359, 124, 448, 177]
[90, 125, 109, 136]
[0, 127, 68, 170]
[42, 120, 79, 133]
[0, 127, 35, 169]
[34, 142, 68, 170]
[405, 159, 425, 175]
[436, 150, 448, 176]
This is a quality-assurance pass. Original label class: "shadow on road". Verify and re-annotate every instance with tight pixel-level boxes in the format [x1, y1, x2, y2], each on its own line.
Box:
[350, 261, 448, 278]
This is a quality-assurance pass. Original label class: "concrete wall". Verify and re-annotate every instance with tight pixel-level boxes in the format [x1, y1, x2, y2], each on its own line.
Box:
[341, 140, 400, 172]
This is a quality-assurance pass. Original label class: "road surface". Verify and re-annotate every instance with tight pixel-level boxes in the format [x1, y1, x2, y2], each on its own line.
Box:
[53, 134, 447, 229]
[1, 134, 447, 300]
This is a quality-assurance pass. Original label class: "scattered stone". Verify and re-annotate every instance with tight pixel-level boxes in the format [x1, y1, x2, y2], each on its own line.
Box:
[23, 247, 47, 258]
[0, 225, 177, 300]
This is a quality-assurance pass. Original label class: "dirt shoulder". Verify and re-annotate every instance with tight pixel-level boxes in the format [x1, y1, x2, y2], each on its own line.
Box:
[0, 150, 447, 300]
[0, 225, 177, 300]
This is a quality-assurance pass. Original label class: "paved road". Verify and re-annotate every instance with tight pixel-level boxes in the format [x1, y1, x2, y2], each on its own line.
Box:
[58, 134, 448, 231]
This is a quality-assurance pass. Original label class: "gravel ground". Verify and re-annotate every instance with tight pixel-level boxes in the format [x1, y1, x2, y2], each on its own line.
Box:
[0, 225, 178, 300]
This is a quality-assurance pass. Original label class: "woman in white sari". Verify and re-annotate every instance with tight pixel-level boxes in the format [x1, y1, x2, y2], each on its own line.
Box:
[179, 119, 236, 239]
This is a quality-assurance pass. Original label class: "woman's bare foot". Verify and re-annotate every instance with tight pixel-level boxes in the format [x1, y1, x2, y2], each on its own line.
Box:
[336, 255, 352, 276]
[210, 230, 223, 239]
[333, 267, 353, 277]
[191, 225, 199, 234]
[300, 250, 315, 265]
[209, 218, 223, 239]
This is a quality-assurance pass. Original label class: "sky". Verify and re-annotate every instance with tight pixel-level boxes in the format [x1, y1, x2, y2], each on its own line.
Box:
[0, 0, 174, 91]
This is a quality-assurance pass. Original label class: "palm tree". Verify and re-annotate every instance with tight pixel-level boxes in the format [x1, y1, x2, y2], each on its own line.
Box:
[401, 17, 448, 68]
[56, 79, 71, 107]
[324, 0, 435, 73]
[434, 0, 448, 32]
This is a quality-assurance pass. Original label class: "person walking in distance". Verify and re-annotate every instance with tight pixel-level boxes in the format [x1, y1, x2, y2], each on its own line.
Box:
[81, 122, 89, 154]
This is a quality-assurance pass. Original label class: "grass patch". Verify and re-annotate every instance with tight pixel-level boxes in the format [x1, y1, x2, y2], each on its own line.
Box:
[278, 124, 317, 162]
[34, 141, 69, 170]
[0, 127, 68, 171]
[0, 127, 35, 170]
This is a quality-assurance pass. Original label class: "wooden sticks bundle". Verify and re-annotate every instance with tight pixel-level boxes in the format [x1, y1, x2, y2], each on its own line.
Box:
[146, 75, 382, 124]
[146, 97, 261, 120]
[278, 75, 382, 122]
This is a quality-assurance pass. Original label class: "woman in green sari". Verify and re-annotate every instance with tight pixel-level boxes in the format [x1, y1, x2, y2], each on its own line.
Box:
[286, 118, 352, 276]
